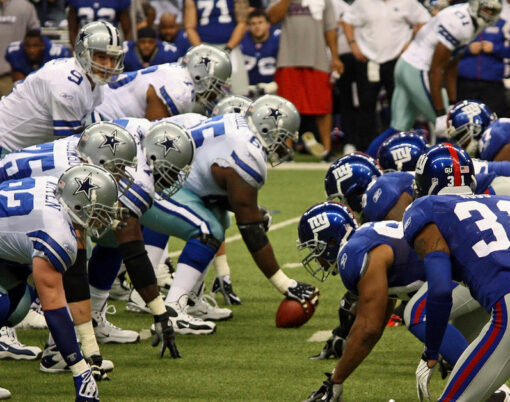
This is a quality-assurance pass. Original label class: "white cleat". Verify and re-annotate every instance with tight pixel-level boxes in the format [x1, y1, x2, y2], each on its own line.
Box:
[0, 327, 42, 360]
[187, 293, 233, 321]
[125, 289, 151, 314]
[165, 295, 216, 335]
[15, 299, 47, 329]
[40, 343, 114, 373]
[0, 386, 11, 400]
[92, 305, 140, 344]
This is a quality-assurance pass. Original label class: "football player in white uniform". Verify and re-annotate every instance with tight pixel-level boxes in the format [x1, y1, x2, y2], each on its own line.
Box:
[0, 165, 123, 401]
[366, 0, 502, 157]
[92, 44, 232, 122]
[137, 96, 320, 334]
[0, 21, 123, 154]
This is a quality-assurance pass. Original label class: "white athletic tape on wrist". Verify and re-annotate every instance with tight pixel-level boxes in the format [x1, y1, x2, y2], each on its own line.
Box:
[148, 295, 167, 316]
[70, 359, 89, 377]
[269, 269, 293, 294]
[76, 320, 100, 358]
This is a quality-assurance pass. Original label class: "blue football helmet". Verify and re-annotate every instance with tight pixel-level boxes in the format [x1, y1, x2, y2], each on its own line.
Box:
[377, 131, 429, 172]
[446, 100, 497, 151]
[297, 201, 358, 282]
[413, 142, 477, 198]
[324, 152, 383, 212]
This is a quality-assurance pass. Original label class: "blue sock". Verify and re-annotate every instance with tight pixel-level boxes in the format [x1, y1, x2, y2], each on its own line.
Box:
[408, 322, 468, 365]
[365, 127, 399, 157]
[0, 291, 10, 326]
[44, 307, 83, 366]
[143, 227, 170, 248]
[88, 245, 123, 290]
[179, 237, 217, 273]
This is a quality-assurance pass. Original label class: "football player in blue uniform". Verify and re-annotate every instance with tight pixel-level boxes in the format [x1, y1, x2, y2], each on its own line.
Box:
[403, 142, 510, 401]
[377, 131, 429, 172]
[5, 30, 71, 82]
[123, 27, 180, 72]
[67, 0, 132, 46]
[479, 118, 510, 162]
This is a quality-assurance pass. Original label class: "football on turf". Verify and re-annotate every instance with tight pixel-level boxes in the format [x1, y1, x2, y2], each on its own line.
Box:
[276, 298, 316, 328]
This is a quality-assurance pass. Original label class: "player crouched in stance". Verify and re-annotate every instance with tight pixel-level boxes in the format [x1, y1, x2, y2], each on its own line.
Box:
[0, 165, 123, 401]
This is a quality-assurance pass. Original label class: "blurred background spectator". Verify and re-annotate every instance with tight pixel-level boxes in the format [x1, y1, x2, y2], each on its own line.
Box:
[123, 26, 180, 71]
[150, 0, 183, 24]
[343, 0, 430, 152]
[5, 29, 71, 82]
[67, 0, 132, 46]
[137, 2, 156, 29]
[457, 17, 510, 117]
[268, 0, 343, 162]
[0, 0, 40, 96]
[30, 0, 67, 27]
[158, 12, 190, 57]
[184, 0, 250, 94]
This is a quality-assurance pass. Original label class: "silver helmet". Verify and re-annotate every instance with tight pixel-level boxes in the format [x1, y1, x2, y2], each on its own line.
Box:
[76, 122, 137, 193]
[246, 95, 300, 166]
[56, 164, 123, 239]
[182, 44, 232, 112]
[142, 121, 196, 196]
[212, 95, 252, 116]
[468, 0, 502, 27]
[74, 21, 124, 85]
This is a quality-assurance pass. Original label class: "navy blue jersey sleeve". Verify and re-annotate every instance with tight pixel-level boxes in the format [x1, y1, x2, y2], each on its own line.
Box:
[479, 122, 510, 161]
[338, 238, 370, 293]
[475, 173, 497, 194]
[403, 197, 435, 247]
[487, 161, 510, 177]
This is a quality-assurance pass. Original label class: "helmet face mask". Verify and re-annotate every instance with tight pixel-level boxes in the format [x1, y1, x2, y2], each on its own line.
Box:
[469, 0, 502, 26]
[56, 164, 122, 238]
[142, 122, 195, 196]
[74, 21, 124, 85]
[297, 202, 358, 282]
[77, 122, 137, 194]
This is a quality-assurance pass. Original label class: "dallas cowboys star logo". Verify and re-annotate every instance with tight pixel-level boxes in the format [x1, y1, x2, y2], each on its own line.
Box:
[73, 174, 100, 201]
[198, 56, 212, 68]
[265, 107, 285, 123]
[157, 135, 180, 156]
[79, 30, 88, 43]
[99, 130, 123, 154]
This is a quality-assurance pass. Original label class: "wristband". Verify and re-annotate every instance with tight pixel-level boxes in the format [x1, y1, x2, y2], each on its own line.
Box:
[269, 269, 293, 294]
[148, 295, 167, 316]
[75, 320, 100, 358]
[70, 359, 89, 376]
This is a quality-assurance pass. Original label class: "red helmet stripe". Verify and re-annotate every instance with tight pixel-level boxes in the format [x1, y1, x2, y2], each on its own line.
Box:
[445, 143, 461, 186]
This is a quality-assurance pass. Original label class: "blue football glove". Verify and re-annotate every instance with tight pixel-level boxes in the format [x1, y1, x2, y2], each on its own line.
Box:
[74, 367, 99, 402]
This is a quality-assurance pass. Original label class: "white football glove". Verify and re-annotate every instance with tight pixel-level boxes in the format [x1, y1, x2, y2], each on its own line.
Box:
[416, 354, 437, 401]
[305, 373, 344, 402]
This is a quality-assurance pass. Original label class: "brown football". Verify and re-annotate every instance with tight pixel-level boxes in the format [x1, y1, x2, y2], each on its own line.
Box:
[276, 298, 316, 328]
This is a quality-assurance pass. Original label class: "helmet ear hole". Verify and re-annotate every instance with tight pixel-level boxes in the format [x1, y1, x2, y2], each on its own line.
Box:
[150, 155, 157, 161]
[74, 205, 82, 211]
[262, 128, 268, 133]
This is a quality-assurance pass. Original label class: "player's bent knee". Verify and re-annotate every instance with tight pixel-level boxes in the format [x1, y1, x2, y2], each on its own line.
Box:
[178, 236, 219, 273]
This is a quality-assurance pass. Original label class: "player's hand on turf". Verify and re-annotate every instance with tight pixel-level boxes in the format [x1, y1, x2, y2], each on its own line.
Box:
[85, 354, 110, 381]
[73, 367, 99, 402]
[286, 280, 319, 311]
[304, 373, 344, 402]
[416, 353, 437, 401]
[310, 334, 345, 360]
[152, 312, 181, 358]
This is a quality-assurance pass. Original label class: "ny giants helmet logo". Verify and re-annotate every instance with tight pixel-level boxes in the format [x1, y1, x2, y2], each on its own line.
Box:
[333, 164, 353, 183]
[460, 103, 482, 121]
[307, 212, 330, 233]
[415, 154, 427, 174]
[390, 147, 412, 170]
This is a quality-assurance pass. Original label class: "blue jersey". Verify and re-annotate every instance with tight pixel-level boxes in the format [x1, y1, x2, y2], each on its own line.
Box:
[240, 28, 280, 85]
[173, 30, 191, 58]
[122, 40, 180, 72]
[195, 0, 236, 43]
[5, 37, 71, 76]
[362, 172, 413, 222]
[479, 119, 510, 161]
[403, 194, 510, 311]
[473, 158, 510, 176]
[68, 0, 131, 27]
[338, 221, 425, 300]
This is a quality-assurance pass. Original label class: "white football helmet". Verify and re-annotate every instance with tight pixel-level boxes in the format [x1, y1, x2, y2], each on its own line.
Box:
[468, 0, 502, 27]
[212, 95, 252, 116]
[74, 21, 124, 85]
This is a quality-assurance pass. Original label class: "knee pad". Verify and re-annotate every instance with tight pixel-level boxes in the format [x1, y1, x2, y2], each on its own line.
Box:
[118, 240, 156, 290]
[88, 246, 123, 290]
[178, 236, 219, 273]
[5, 284, 31, 327]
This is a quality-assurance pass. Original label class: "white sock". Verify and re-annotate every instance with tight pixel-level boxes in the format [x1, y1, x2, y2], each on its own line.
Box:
[191, 264, 211, 295]
[89, 286, 109, 312]
[213, 254, 230, 278]
[146, 244, 165, 275]
[166, 263, 203, 303]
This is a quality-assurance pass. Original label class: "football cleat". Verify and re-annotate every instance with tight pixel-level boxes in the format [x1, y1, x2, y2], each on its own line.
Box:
[15, 299, 47, 329]
[92, 305, 140, 344]
[0, 326, 42, 360]
[0, 386, 10, 400]
[187, 292, 233, 321]
[125, 289, 151, 314]
[109, 270, 131, 301]
[165, 295, 216, 335]
[157, 257, 175, 293]
[40, 343, 114, 374]
[211, 275, 242, 305]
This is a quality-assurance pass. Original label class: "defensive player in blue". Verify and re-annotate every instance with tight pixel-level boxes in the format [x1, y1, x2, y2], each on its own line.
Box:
[240, 9, 279, 86]
[403, 142, 510, 401]
[0, 165, 123, 401]
[67, 0, 132, 45]
[377, 131, 429, 172]
[479, 118, 510, 162]
[5, 30, 71, 82]
[123, 27, 180, 72]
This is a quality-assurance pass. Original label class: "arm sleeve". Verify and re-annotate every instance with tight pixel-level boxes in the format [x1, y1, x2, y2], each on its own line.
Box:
[28, 230, 76, 274]
[50, 85, 86, 137]
[436, 18, 465, 51]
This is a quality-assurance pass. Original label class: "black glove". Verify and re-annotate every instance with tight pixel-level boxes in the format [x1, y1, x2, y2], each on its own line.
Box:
[85, 354, 110, 381]
[305, 373, 344, 402]
[258, 205, 272, 232]
[438, 357, 453, 380]
[310, 333, 345, 360]
[223, 45, 232, 54]
[285, 280, 319, 311]
[152, 312, 181, 358]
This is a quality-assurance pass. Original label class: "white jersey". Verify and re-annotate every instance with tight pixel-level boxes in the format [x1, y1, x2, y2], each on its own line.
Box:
[402, 4, 478, 71]
[0, 58, 103, 152]
[112, 118, 155, 217]
[167, 114, 267, 198]
[94, 64, 195, 120]
[0, 176, 77, 273]
[0, 136, 81, 182]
